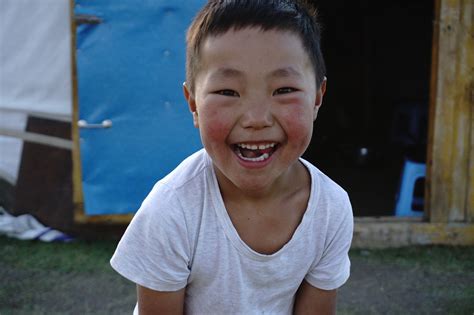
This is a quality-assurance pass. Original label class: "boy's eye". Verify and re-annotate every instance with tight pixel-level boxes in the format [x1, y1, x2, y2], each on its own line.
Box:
[215, 89, 239, 97]
[273, 87, 297, 95]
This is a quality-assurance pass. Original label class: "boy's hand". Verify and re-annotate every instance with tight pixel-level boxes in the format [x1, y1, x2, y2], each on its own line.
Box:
[293, 280, 337, 315]
[137, 285, 185, 315]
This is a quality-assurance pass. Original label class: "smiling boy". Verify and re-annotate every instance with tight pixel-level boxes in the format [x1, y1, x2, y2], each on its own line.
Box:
[111, 1, 353, 314]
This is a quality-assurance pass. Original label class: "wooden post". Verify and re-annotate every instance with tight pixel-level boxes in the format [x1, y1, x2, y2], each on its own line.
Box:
[466, 2, 474, 224]
[68, 1, 136, 224]
[470, 77, 474, 222]
[69, 0, 84, 212]
[428, 0, 474, 223]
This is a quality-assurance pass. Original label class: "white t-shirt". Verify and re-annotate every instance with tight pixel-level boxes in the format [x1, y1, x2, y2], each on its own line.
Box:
[111, 149, 353, 314]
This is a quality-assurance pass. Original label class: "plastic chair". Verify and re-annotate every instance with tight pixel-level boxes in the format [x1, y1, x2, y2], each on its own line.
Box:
[395, 159, 426, 217]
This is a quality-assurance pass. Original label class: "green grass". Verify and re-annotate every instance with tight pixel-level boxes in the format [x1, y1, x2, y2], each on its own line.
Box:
[0, 235, 118, 273]
[3, 235, 472, 275]
[0, 235, 136, 315]
[349, 245, 474, 273]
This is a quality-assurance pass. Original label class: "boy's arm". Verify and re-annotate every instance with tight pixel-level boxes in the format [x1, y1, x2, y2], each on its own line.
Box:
[137, 285, 185, 315]
[293, 280, 337, 315]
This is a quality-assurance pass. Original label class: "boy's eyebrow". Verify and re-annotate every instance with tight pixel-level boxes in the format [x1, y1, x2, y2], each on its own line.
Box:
[268, 67, 303, 79]
[209, 67, 243, 80]
[208, 66, 303, 81]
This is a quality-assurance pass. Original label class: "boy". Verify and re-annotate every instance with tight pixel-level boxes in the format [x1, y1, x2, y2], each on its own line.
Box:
[111, 1, 353, 314]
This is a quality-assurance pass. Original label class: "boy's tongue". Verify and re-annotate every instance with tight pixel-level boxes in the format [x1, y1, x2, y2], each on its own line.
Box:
[239, 147, 273, 158]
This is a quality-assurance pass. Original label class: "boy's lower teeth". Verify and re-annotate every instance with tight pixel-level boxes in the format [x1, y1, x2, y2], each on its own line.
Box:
[238, 152, 270, 162]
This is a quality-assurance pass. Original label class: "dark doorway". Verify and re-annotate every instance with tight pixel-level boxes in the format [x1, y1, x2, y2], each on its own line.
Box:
[304, 0, 434, 216]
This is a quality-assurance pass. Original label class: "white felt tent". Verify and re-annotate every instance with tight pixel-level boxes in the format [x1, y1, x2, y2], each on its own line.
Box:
[0, 0, 72, 185]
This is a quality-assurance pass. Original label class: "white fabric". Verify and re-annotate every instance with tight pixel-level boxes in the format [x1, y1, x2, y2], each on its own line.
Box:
[0, 0, 72, 118]
[0, 0, 72, 183]
[111, 149, 353, 314]
[0, 207, 72, 242]
[0, 111, 27, 184]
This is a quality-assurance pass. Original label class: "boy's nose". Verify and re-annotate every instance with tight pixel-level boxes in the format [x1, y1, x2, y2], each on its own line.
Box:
[240, 101, 274, 130]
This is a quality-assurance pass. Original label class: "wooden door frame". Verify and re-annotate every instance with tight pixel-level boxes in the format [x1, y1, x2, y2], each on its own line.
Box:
[354, 0, 474, 248]
[426, 0, 474, 224]
[69, 0, 133, 224]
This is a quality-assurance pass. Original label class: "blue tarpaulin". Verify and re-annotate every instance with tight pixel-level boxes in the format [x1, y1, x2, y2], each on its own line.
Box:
[75, 1, 204, 215]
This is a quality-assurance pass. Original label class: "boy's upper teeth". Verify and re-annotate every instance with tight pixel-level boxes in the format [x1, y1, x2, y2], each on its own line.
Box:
[238, 143, 276, 150]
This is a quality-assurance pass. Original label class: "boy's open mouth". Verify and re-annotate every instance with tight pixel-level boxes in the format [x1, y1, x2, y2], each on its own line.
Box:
[233, 142, 278, 162]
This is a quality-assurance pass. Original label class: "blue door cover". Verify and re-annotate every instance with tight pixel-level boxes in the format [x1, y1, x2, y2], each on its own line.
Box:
[75, 0, 204, 215]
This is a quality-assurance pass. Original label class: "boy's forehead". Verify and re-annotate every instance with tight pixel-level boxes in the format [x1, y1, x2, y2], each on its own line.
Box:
[200, 28, 307, 60]
[198, 28, 314, 75]
[203, 26, 302, 47]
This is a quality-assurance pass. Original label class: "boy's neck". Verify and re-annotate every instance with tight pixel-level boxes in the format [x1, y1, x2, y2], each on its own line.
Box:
[214, 160, 310, 208]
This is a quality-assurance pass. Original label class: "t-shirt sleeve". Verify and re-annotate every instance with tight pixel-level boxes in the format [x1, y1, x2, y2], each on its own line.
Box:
[305, 192, 353, 290]
[110, 183, 191, 292]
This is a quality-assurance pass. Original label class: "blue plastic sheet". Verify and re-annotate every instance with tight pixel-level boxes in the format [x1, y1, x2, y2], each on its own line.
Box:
[75, 1, 204, 215]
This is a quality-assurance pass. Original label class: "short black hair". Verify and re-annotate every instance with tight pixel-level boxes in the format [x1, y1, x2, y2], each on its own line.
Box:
[186, 0, 326, 94]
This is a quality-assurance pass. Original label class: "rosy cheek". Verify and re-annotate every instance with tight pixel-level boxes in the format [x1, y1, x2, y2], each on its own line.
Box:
[200, 107, 231, 141]
[281, 108, 313, 144]
[206, 121, 227, 140]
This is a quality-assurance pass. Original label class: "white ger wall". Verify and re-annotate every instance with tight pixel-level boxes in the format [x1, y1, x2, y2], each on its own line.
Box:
[0, 0, 72, 184]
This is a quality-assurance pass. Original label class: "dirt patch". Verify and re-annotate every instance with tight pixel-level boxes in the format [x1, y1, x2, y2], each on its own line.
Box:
[339, 256, 474, 314]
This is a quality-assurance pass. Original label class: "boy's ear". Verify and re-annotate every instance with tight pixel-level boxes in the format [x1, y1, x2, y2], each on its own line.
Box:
[313, 77, 327, 121]
[183, 82, 199, 128]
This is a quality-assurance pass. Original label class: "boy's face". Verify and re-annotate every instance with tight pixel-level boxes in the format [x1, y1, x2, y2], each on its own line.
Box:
[184, 28, 326, 194]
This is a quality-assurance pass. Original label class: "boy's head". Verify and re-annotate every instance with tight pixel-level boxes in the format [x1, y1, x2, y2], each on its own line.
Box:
[185, 0, 326, 95]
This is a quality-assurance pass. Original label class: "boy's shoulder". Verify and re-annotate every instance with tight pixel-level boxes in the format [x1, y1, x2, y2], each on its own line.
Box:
[158, 148, 211, 190]
[300, 158, 350, 207]
[137, 149, 211, 220]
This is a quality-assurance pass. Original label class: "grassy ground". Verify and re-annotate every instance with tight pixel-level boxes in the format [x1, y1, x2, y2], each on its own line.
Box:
[0, 236, 135, 315]
[339, 247, 474, 315]
[1, 235, 473, 314]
